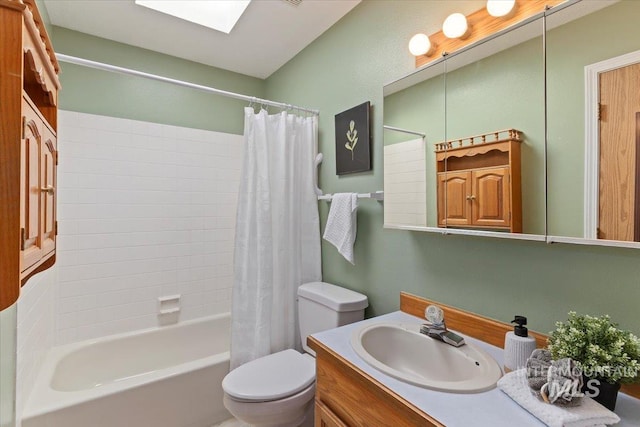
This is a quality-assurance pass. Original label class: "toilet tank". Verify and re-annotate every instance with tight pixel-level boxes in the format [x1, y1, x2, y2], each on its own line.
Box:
[297, 282, 368, 355]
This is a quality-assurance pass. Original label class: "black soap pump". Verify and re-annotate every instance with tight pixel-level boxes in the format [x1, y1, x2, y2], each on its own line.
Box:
[504, 315, 536, 372]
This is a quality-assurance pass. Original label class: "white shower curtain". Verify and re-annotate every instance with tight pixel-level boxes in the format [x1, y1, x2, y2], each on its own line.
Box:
[230, 107, 322, 369]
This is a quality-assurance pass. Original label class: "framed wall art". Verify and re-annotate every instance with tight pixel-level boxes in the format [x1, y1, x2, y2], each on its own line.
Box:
[334, 101, 371, 175]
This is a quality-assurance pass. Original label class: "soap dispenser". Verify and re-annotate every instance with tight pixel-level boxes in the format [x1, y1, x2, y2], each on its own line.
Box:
[503, 315, 537, 373]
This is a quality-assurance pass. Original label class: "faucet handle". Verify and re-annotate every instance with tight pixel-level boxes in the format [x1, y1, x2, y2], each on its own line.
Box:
[425, 305, 444, 326]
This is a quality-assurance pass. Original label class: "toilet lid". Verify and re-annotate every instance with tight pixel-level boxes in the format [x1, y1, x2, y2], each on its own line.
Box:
[223, 349, 315, 402]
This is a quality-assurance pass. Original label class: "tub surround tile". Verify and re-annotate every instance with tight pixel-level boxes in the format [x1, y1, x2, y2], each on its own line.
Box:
[53, 110, 242, 345]
[16, 269, 56, 427]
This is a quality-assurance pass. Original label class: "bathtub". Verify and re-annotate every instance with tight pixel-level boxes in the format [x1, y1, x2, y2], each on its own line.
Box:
[22, 313, 231, 427]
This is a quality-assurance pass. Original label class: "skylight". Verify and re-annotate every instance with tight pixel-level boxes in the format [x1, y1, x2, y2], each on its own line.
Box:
[135, 0, 251, 34]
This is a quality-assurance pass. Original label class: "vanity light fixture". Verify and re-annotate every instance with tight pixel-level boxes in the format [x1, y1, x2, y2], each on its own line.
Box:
[442, 13, 471, 39]
[411, 0, 554, 67]
[486, 0, 517, 18]
[408, 33, 435, 57]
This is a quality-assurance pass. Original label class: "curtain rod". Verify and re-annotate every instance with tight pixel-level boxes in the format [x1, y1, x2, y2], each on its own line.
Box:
[383, 125, 426, 138]
[55, 53, 320, 116]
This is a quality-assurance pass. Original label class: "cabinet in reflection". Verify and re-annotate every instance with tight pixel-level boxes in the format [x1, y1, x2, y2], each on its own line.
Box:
[436, 129, 522, 233]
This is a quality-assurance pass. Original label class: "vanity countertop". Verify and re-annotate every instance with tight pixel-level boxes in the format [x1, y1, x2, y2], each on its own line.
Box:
[311, 311, 640, 427]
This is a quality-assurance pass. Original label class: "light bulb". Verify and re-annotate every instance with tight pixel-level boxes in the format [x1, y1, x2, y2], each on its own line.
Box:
[442, 13, 470, 39]
[408, 33, 434, 56]
[486, 0, 516, 18]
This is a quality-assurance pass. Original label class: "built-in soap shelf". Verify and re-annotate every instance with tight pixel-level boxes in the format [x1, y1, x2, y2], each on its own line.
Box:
[157, 294, 181, 315]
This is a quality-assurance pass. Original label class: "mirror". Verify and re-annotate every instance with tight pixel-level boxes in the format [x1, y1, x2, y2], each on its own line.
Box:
[383, 14, 546, 238]
[442, 16, 546, 236]
[547, 0, 640, 245]
[383, 62, 444, 229]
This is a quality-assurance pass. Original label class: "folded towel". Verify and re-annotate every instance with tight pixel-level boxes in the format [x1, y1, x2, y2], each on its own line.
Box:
[498, 369, 620, 427]
[323, 193, 358, 264]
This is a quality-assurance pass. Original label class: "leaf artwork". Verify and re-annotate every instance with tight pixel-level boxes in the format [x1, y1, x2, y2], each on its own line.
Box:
[345, 120, 358, 160]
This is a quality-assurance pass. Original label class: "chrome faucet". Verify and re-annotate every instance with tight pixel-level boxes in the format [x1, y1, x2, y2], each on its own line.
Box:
[420, 305, 466, 347]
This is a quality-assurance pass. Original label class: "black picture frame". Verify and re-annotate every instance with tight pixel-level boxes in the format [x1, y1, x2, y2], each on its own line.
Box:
[334, 101, 371, 175]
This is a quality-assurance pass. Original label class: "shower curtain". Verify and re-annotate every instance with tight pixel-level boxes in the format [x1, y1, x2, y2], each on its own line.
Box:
[230, 107, 322, 369]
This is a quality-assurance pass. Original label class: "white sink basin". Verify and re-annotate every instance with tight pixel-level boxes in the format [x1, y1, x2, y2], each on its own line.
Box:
[350, 322, 502, 393]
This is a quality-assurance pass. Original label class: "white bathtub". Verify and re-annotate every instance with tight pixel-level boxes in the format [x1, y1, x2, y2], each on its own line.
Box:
[22, 313, 231, 427]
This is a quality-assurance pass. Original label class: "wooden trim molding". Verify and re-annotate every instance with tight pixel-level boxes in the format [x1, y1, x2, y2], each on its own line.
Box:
[400, 292, 548, 349]
[400, 292, 640, 399]
[415, 0, 564, 68]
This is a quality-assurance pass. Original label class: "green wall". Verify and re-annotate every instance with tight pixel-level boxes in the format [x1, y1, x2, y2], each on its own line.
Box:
[266, 0, 640, 335]
[52, 27, 266, 135]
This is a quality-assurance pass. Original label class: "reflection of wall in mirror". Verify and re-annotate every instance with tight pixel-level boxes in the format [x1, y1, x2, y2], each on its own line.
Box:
[383, 69, 444, 228]
[546, 0, 640, 241]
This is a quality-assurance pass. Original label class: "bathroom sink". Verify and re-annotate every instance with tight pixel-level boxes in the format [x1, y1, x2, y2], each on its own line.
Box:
[350, 322, 502, 393]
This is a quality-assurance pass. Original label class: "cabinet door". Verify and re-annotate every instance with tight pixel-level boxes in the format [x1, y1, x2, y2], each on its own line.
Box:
[20, 98, 43, 272]
[315, 401, 348, 427]
[472, 167, 511, 228]
[41, 125, 56, 255]
[437, 171, 471, 226]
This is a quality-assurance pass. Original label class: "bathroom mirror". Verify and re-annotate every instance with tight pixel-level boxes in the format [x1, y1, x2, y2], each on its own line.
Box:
[442, 16, 546, 236]
[383, 12, 546, 239]
[383, 62, 445, 229]
[546, 0, 640, 246]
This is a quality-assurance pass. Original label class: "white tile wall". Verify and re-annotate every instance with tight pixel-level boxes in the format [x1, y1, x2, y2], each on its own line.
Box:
[1, 304, 18, 427]
[16, 268, 56, 425]
[384, 139, 427, 227]
[55, 110, 243, 345]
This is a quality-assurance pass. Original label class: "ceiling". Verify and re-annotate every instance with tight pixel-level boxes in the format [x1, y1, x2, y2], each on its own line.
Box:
[43, 0, 361, 79]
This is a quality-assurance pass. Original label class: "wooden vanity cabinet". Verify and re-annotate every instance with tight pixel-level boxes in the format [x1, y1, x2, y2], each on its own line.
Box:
[315, 400, 348, 427]
[0, 0, 60, 310]
[310, 337, 441, 427]
[436, 129, 522, 233]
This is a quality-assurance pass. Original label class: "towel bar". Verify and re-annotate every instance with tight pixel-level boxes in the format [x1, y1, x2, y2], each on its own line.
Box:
[318, 191, 384, 202]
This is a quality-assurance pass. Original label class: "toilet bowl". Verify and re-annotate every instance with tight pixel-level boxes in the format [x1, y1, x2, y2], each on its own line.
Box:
[222, 282, 368, 427]
[223, 350, 315, 427]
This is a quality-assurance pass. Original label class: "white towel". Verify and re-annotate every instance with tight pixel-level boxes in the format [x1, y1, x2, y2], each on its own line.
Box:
[323, 193, 358, 264]
[497, 369, 620, 427]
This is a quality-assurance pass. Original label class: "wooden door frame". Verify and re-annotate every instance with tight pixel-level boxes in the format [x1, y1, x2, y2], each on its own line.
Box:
[584, 49, 640, 239]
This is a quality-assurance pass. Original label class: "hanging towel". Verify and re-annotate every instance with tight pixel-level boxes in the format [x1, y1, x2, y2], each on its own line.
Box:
[323, 193, 358, 264]
[498, 369, 620, 427]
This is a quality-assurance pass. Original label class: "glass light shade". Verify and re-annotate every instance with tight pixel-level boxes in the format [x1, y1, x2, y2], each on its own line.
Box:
[408, 33, 433, 56]
[442, 13, 469, 39]
[486, 0, 516, 18]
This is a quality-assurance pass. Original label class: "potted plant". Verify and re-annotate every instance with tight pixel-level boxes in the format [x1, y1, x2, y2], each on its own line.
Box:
[547, 312, 640, 411]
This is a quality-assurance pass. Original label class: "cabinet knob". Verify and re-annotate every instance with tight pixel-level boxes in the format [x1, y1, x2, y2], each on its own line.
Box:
[40, 186, 55, 195]
[466, 195, 476, 201]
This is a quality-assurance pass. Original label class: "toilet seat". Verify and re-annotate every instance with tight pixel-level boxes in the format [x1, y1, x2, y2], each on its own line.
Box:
[223, 349, 315, 402]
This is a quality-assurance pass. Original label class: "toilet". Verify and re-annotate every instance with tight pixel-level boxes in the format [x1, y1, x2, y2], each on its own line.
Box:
[222, 281, 368, 427]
